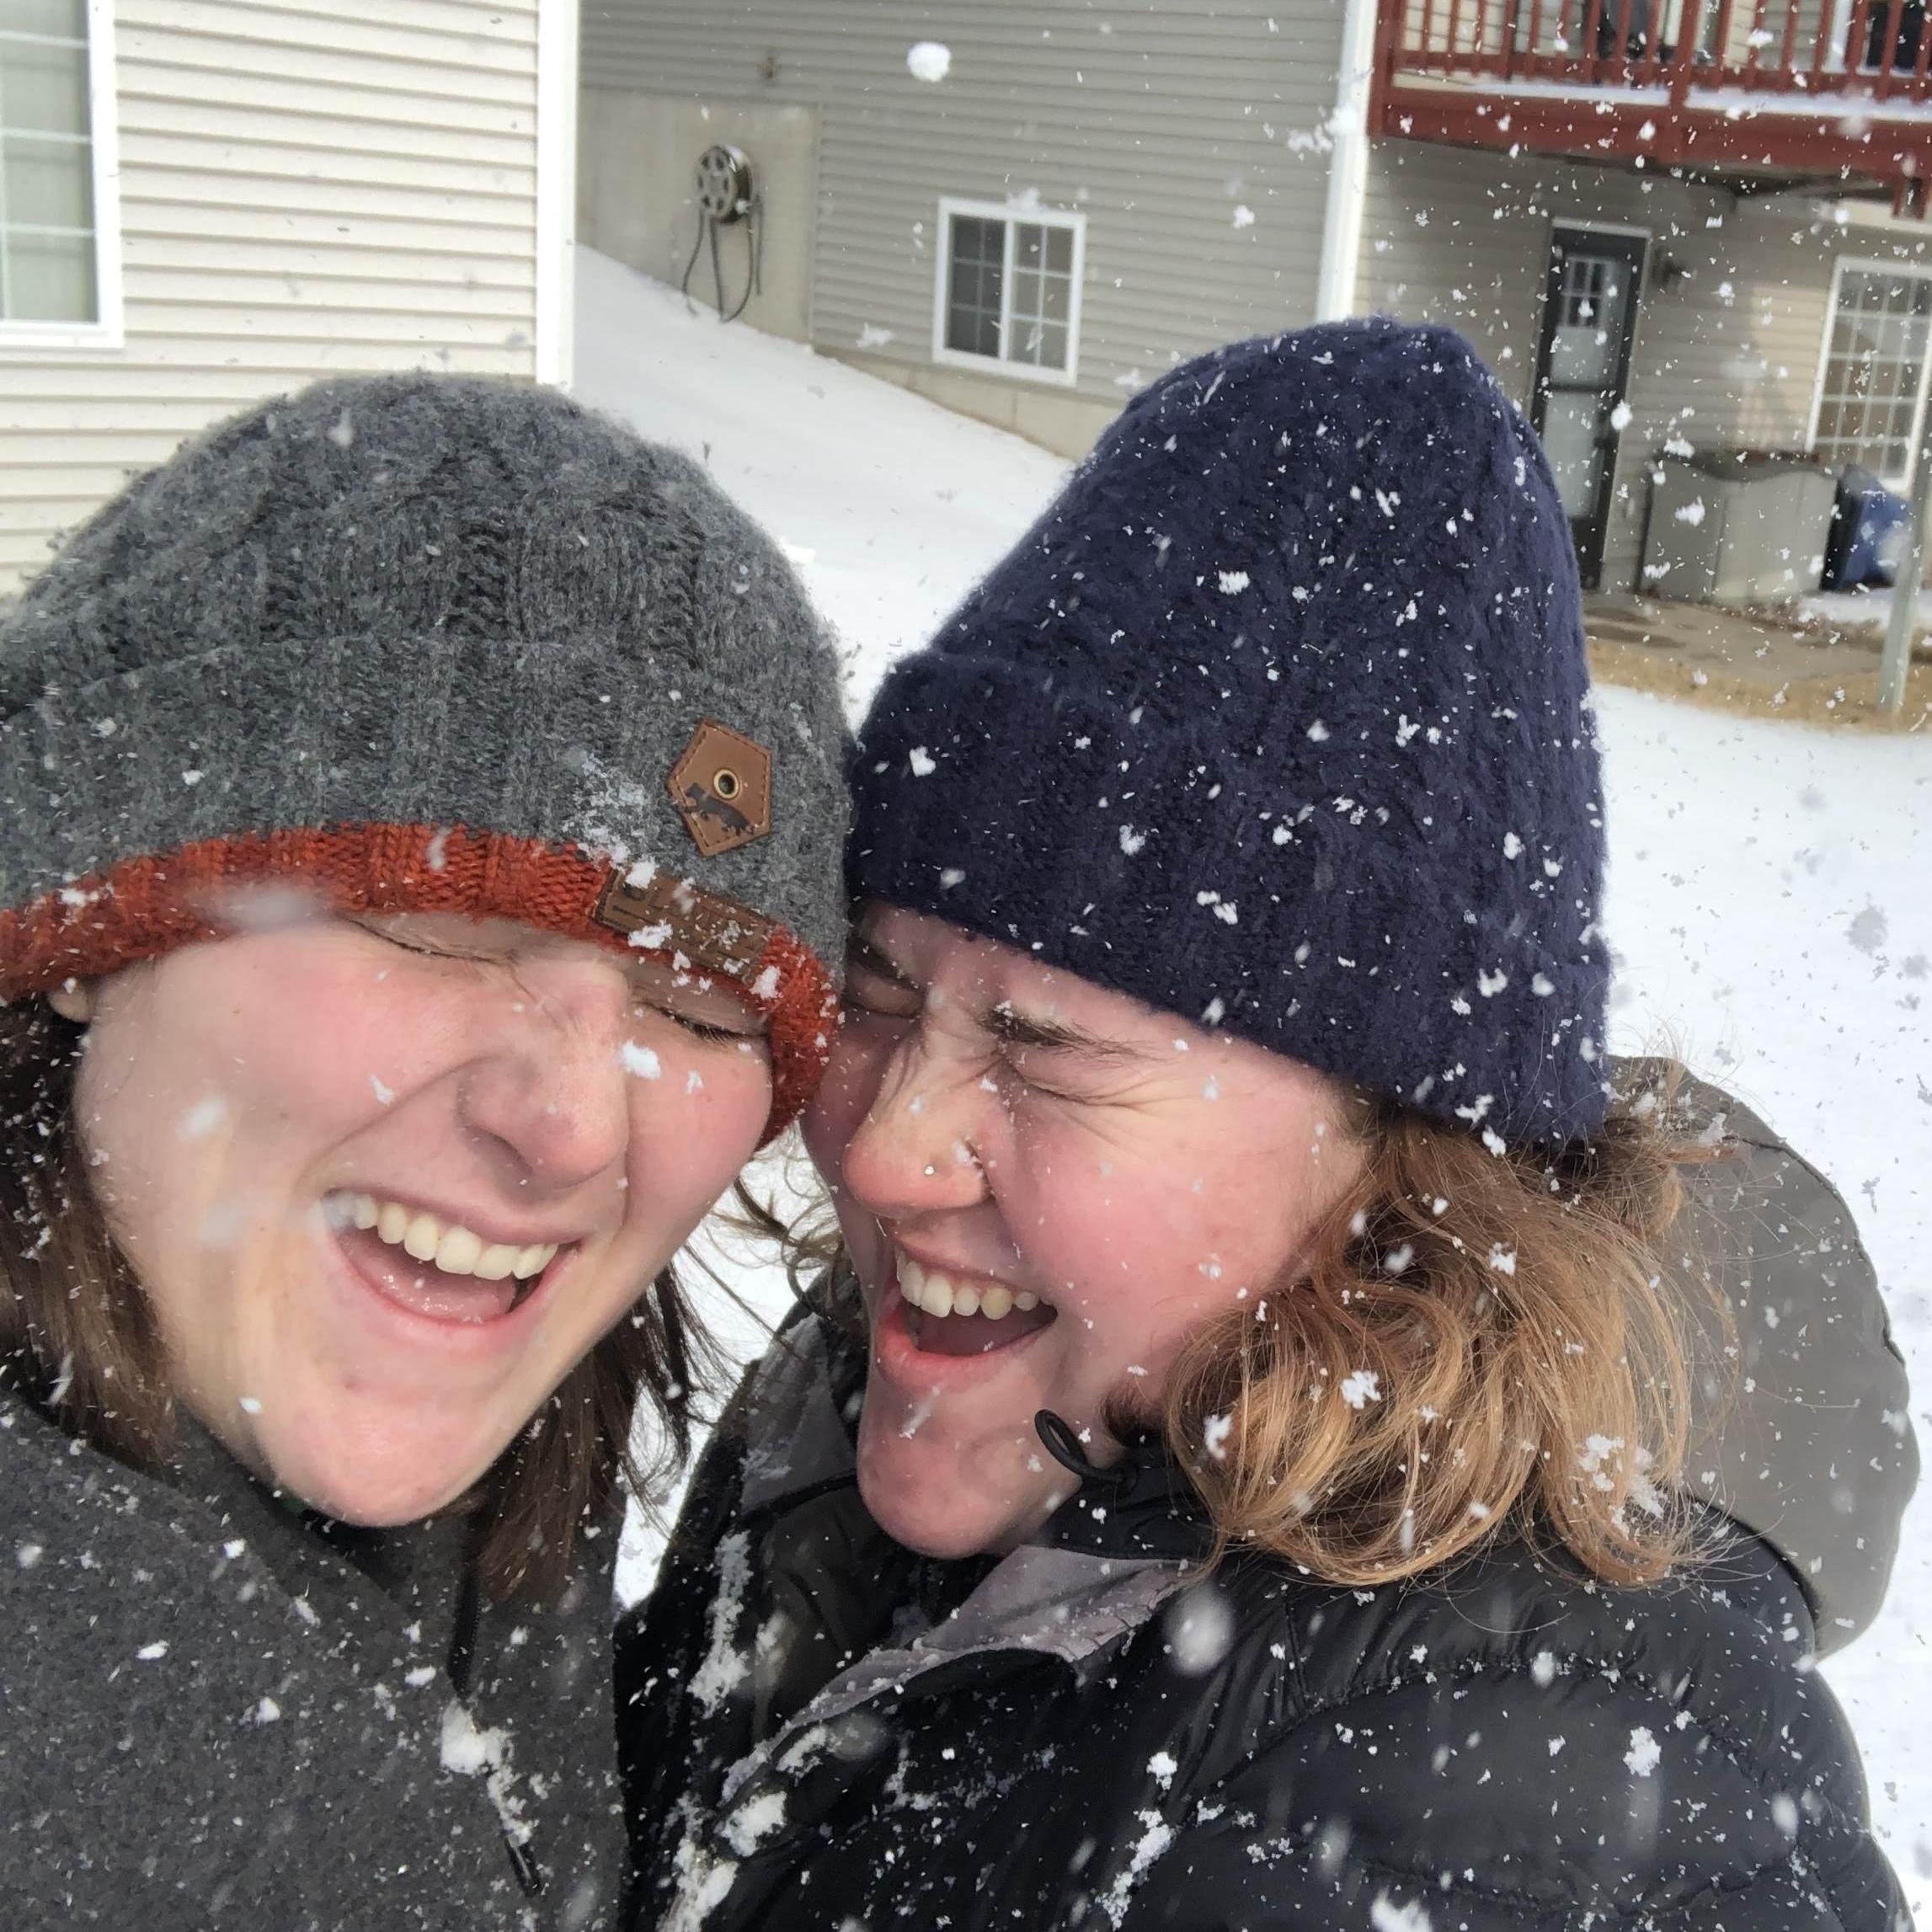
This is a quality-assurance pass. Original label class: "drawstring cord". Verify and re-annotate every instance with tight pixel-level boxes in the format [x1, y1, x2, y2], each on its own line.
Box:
[1033, 1410, 1141, 1492]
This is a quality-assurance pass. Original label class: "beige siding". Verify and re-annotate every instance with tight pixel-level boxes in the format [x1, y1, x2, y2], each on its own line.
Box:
[1354, 139, 1932, 591]
[0, 0, 543, 590]
[580, 1, 1348, 414]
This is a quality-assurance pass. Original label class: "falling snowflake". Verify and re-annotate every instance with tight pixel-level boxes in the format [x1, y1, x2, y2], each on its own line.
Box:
[906, 40, 952, 80]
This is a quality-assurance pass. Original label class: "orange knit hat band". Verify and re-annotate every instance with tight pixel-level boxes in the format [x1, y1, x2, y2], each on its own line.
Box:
[0, 823, 839, 1140]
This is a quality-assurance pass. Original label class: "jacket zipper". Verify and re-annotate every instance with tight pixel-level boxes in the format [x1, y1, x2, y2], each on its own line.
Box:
[449, 1566, 546, 1902]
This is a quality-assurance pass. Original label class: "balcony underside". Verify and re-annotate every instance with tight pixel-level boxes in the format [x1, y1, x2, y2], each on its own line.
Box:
[1380, 70, 1932, 184]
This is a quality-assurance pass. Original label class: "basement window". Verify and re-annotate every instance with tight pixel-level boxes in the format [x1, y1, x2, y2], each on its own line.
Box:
[933, 199, 1085, 386]
[1810, 261, 1932, 489]
[0, 0, 121, 348]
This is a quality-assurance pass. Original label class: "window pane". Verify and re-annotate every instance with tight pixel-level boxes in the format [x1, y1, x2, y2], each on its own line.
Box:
[0, 36, 88, 135]
[3, 131, 88, 226]
[945, 216, 1004, 359]
[942, 210, 1075, 372]
[0, 3, 89, 37]
[5, 227, 94, 320]
[1540, 393, 1604, 518]
[1010, 264, 1042, 326]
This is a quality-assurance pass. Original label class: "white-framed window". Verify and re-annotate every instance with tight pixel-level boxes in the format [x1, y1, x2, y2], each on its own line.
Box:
[0, 0, 122, 350]
[931, 197, 1085, 387]
[1808, 257, 1932, 488]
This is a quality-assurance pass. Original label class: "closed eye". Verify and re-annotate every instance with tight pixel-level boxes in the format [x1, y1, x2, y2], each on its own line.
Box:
[359, 921, 497, 966]
[637, 999, 756, 1047]
[842, 940, 922, 1022]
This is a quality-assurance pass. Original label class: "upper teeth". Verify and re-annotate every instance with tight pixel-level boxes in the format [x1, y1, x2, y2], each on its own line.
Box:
[897, 1253, 1038, 1321]
[344, 1194, 558, 1282]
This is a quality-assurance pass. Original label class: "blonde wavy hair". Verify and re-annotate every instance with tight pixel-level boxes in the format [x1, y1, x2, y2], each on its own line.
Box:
[1164, 1070, 1723, 1588]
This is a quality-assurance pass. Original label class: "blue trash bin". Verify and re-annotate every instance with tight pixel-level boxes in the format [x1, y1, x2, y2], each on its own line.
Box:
[1822, 465, 1913, 590]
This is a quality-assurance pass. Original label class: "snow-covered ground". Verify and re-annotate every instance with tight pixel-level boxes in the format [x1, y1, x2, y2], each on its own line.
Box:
[578, 249, 1932, 1897]
[1802, 583, 1932, 642]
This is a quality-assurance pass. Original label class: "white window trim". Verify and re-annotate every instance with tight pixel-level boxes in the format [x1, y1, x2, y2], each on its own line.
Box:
[0, 0, 124, 355]
[1805, 254, 1932, 492]
[931, 196, 1085, 389]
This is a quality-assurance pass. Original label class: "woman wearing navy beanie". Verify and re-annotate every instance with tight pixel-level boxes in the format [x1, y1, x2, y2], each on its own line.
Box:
[617, 322, 1912, 1929]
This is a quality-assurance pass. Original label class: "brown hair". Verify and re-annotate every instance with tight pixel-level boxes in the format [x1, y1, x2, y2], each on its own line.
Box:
[755, 1067, 1726, 1592]
[1163, 1075, 1725, 1588]
[0, 999, 707, 1600]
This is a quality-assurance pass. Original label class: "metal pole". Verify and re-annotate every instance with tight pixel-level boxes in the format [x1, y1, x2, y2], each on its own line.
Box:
[1880, 412, 1932, 714]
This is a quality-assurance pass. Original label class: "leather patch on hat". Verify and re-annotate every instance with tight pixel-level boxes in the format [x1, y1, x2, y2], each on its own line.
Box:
[592, 862, 777, 987]
[669, 719, 772, 858]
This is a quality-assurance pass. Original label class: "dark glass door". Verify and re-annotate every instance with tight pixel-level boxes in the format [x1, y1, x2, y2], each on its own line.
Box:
[1531, 227, 1646, 591]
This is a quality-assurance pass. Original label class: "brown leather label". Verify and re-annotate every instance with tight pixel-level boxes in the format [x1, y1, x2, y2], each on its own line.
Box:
[668, 718, 773, 858]
[591, 864, 777, 986]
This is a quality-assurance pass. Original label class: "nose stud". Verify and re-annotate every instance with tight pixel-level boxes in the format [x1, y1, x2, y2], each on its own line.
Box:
[923, 1164, 937, 1177]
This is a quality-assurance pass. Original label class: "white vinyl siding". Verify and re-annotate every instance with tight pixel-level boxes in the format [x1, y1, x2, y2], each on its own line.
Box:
[1354, 138, 1932, 593]
[0, 0, 552, 591]
[580, 3, 1349, 408]
[933, 198, 1084, 385]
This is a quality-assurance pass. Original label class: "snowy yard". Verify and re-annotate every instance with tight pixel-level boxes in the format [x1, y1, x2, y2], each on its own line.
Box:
[577, 249, 1932, 1898]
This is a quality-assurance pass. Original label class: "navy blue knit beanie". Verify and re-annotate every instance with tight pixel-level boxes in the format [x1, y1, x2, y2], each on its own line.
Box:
[849, 319, 1609, 1145]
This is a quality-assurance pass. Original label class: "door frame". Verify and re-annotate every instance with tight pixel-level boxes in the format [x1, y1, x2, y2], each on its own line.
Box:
[1530, 222, 1650, 591]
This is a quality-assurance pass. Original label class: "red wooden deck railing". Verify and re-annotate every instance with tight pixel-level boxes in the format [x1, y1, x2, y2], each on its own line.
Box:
[1374, 0, 1932, 200]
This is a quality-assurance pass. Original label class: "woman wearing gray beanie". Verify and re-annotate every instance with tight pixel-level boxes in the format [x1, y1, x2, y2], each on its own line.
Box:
[618, 323, 1912, 1929]
[0, 375, 850, 1929]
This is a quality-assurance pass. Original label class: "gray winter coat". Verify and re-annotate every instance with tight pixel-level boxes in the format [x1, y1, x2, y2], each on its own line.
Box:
[0, 1396, 627, 1930]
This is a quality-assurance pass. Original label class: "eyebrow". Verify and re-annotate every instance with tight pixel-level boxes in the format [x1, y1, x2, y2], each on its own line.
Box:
[851, 929, 1155, 1064]
[983, 1003, 1149, 1063]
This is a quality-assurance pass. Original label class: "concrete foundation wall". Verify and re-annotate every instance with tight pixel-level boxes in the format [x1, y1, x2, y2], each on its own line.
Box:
[830, 349, 1118, 459]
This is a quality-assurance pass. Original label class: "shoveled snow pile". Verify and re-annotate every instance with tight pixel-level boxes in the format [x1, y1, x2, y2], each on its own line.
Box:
[577, 248, 1932, 1899]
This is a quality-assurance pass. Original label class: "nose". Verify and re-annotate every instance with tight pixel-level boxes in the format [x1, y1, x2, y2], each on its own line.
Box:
[838, 1027, 992, 1219]
[454, 956, 632, 1195]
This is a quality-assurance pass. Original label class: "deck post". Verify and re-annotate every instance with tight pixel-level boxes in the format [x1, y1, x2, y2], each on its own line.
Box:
[1880, 436, 1929, 713]
[1668, 0, 1704, 99]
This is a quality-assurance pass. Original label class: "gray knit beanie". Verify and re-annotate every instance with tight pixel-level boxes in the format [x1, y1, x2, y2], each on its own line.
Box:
[0, 374, 848, 1132]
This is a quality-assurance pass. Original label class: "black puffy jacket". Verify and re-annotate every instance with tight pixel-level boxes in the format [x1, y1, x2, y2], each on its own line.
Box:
[616, 1084, 1914, 1932]
[619, 1311, 1908, 1932]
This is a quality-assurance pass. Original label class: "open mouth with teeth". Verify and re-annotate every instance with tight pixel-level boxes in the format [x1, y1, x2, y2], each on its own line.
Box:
[895, 1252, 1057, 1358]
[328, 1193, 568, 1325]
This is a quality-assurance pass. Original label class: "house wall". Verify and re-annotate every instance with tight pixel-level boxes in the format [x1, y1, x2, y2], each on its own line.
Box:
[0, 0, 554, 593]
[1354, 139, 1932, 592]
[577, 92, 819, 343]
[579, 0, 1351, 457]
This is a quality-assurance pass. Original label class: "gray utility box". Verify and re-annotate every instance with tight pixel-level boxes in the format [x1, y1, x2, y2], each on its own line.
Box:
[1641, 450, 1836, 606]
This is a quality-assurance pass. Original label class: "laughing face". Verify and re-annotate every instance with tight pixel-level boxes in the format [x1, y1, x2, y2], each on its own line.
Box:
[58, 910, 771, 1524]
[802, 903, 1364, 1561]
